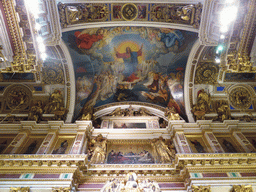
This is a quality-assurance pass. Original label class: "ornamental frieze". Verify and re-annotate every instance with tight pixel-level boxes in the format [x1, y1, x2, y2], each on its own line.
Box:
[58, 3, 202, 28]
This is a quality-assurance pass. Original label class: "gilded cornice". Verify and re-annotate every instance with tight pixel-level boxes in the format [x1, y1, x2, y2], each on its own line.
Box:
[1, 0, 39, 73]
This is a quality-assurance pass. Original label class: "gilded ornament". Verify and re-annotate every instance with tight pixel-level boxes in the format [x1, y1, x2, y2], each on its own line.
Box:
[229, 87, 251, 109]
[10, 187, 30, 192]
[195, 63, 219, 84]
[88, 134, 107, 164]
[5, 85, 31, 111]
[150, 3, 202, 28]
[192, 185, 211, 192]
[101, 173, 161, 192]
[52, 187, 71, 192]
[121, 3, 138, 21]
[44, 90, 64, 114]
[191, 89, 211, 121]
[231, 185, 253, 192]
[164, 107, 180, 120]
[42, 63, 64, 85]
[58, 3, 109, 28]
[151, 137, 175, 164]
[28, 100, 43, 123]
[214, 100, 231, 122]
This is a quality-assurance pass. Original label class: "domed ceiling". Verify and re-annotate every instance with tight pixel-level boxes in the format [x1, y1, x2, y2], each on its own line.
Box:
[62, 27, 198, 121]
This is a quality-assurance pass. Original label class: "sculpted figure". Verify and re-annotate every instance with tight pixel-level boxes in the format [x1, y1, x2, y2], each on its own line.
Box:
[192, 89, 211, 120]
[216, 101, 231, 121]
[80, 106, 94, 120]
[28, 101, 43, 122]
[165, 107, 180, 120]
[89, 134, 107, 164]
[44, 90, 64, 113]
[151, 137, 175, 163]
[109, 107, 125, 117]
[137, 107, 151, 116]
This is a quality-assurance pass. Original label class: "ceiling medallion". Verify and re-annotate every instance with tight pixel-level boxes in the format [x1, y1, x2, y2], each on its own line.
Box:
[121, 3, 138, 21]
[5, 85, 32, 110]
[229, 87, 252, 109]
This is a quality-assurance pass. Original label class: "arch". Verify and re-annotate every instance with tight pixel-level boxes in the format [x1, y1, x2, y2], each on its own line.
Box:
[184, 39, 202, 122]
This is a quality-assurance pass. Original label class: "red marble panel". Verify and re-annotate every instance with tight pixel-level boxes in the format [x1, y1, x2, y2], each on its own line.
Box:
[0, 174, 20, 178]
[78, 184, 105, 188]
[202, 173, 228, 177]
[240, 173, 256, 177]
[34, 174, 60, 178]
[159, 183, 185, 188]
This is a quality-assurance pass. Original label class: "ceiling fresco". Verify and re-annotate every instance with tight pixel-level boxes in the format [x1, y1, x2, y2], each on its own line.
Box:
[62, 27, 198, 121]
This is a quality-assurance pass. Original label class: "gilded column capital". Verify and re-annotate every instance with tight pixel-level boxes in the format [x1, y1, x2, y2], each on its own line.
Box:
[192, 185, 211, 192]
[10, 187, 30, 192]
[231, 185, 253, 192]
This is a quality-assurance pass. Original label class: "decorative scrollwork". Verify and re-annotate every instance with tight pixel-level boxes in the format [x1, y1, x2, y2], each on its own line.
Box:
[195, 63, 219, 84]
[52, 187, 71, 192]
[192, 185, 211, 192]
[42, 63, 64, 85]
[229, 87, 252, 109]
[58, 3, 109, 28]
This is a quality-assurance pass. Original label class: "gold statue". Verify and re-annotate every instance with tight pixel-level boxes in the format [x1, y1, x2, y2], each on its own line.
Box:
[151, 137, 175, 163]
[165, 107, 180, 120]
[28, 101, 43, 122]
[80, 106, 94, 120]
[191, 89, 211, 120]
[231, 185, 252, 192]
[44, 90, 64, 113]
[89, 134, 107, 164]
[215, 100, 231, 122]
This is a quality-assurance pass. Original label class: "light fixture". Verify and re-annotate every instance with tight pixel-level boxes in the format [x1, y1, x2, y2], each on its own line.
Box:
[220, 35, 225, 39]
[215, 58, 221, 63]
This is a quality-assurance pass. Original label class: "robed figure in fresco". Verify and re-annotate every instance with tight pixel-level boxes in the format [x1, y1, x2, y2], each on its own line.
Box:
[115, 44, 143, 82]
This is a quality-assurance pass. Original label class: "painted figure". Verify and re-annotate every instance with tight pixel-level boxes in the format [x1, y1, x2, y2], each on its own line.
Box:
[24, 140, 37, 154]
[115, 44, 143, 81]
[223, 139, 237, 153]
[190, 140, 206, 153]
[53, 140, 68, 154]
[75, 30, 103, 49]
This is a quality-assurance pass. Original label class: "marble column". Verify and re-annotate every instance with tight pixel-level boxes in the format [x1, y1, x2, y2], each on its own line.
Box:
[204, 131, 225, 153]
[3, 131, 29, 154]
[233, 131, 255, 153]
[36, 131, 57, 154]
[174, 132, 192, 153]
[69, 131, 86, 154]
